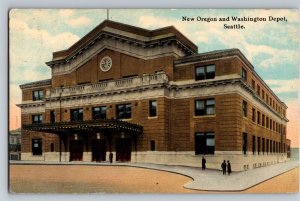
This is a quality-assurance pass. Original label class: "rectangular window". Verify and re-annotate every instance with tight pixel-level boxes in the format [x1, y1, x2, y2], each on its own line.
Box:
[270, 119, 272, 130]
[32, 115, 43, 124]
[266, 94, 269, 103]
[150, 140, 156, 151]
[32, 139, 42, 155]
[252, 108, 256, 122]
[266, 139, 269, 154]
[262, 90, 265, 100]
[195, 132, 215, 155]
[262, 114, 265, 127]
[243, 133, 247, 155]
[195, 99, 215, 116]
[50, 110, 55, 123]
[257, 85, 260, 96]
[251, 79, 255, 90]
[92, 106, 107, 120]
[117, 103, 132, 119]
[257, 111, 261, 124]
[242, 68, 247, 81]
[270, 140, 273, 153]
[252, 136, 256, 155]
[70, 108, 83, 121]
[195, 65, 215, 80]
[149, 100, 157, 117]
[242, 101, 247, 117]
[266, 117, 269, 128]
[32, 90, 44, 101]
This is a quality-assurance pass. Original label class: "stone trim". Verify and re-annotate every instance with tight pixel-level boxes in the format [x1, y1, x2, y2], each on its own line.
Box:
[19, 79, 51, 89]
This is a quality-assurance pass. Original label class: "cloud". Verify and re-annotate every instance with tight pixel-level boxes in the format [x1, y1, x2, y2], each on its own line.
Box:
[67, 16, 91, 27]
[265, 79, 299, 93]
[9, 18, 80, 83]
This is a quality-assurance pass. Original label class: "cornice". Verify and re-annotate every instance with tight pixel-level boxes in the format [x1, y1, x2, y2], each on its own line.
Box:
[19, 79, 52, 89]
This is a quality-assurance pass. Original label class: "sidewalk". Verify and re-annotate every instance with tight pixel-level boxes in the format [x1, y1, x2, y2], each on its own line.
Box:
[10, 160, 299, 191]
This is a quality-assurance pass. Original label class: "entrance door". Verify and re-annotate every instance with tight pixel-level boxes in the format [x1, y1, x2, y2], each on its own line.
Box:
[116, 138, 131, 162]
[92, 139, 106, 162]
[70, 140, 83, 161]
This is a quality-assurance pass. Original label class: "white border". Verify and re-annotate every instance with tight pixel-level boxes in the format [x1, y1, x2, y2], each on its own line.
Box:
[2, 1, 300, 201]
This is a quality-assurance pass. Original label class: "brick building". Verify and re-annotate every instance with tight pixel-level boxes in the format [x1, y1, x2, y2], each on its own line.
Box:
[18, 20, 289, 171]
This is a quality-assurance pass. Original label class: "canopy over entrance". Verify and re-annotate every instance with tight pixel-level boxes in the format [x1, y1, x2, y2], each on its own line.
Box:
[22, 119, 143, 135]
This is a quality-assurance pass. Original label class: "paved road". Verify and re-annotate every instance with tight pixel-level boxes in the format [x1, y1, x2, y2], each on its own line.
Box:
[10, 160, 299, 191]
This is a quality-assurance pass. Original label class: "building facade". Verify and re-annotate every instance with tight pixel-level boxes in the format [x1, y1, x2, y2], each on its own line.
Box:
[18, 20, 289, 171]
[9, 128, 21, 160]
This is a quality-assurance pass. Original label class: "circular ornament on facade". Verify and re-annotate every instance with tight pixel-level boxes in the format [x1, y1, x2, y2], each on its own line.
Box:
[99, 56, 112, 72]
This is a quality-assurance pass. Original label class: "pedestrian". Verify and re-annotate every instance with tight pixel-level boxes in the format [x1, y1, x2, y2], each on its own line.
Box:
[221, 160, 226, 175]
[109, 152, 113, 163]
[202, 157, 206, 170]
[227, 160, 232, 175]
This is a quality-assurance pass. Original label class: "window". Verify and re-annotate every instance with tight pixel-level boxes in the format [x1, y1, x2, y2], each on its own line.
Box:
[50, 143, 54, 152]
[266, 139, 269, 154]
[252, 136, 256, 154]
[242, 101, 247, 117]
[32, 115, 43, 124]
[150, 140, 156, 151]
[70, 108, 83, 121]
[252, 108, 256, 122]
[92, 106, 107, 120]
[241, 68, 247, 81]
[251, 79, 255, 90]
[270, 140, 273, 153]
[270, 119, 273, 130]
[149, 100, 157, 117]
[32, 139, 42, 155]
[266, 94, 269, 103]
[257, 111, 261, 124]
[243, 133, 247, 155]
[195, 65, 215, 80]
[10, 136, 13, 144]
[195, 99, 215, 116]
[33, 90, 44, 101]
[262, 90, 265, 100]
[50, 110, 55, 123]
[257, 85, 260, 96]
[262, 114, 265, 127]
[266, 117, 269, 128]
[195, 132, 215, 155]
[117, 103, 132, 119]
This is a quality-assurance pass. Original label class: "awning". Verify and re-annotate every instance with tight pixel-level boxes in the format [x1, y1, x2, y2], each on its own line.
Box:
[22, 119, 143, 135]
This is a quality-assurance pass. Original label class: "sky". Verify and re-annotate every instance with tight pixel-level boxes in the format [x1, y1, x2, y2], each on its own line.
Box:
[9, 9, 299, 147]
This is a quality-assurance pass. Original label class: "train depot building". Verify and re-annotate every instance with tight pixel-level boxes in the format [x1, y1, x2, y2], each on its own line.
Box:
[18, 20, 289, 171]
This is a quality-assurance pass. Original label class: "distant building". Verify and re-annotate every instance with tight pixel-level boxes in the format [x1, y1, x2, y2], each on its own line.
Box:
[17, 20, 290, 171]
[9, 128, 21, 160]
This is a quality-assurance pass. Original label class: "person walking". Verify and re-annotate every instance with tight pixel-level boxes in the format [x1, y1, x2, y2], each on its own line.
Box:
[109, 152, 113, 163]
[227, 160, 232, 175]
[202, 157, 206, 170]
[221, 160, 226, 175]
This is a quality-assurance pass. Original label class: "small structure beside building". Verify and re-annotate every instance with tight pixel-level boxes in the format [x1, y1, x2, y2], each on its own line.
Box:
[9, 128, 21, 160]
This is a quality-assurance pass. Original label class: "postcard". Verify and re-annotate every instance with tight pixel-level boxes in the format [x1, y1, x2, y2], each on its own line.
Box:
[8, 9, 299, 194]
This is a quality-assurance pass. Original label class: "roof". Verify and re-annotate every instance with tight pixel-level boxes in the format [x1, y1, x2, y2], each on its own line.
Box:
[47, 20, 198, 65]
[19, 79, 51, 89]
